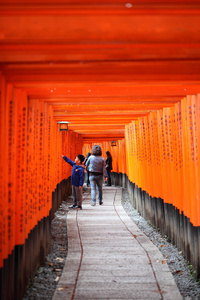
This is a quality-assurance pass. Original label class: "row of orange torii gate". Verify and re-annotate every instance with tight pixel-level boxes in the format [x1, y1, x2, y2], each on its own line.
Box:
[0, 80, 200, 298]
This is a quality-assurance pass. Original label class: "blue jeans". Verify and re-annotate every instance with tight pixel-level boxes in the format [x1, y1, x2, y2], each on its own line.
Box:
[87, 170, 90, 185]
[89, 175, 103, 204]
[107, 169, 111, 179]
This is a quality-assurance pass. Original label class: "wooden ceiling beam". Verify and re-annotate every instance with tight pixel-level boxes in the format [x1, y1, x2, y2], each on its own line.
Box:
[1, 0, 200, 5]
[54, 111, 154, 116]
[0, 14, 199, 52]
[41, 96, 183, 105]
[1, 1, 200, 140]
[1, 43, 200, 63]
[53, 115, 146, 121]
[52, 102, 176, 110]
[2, 61, 200, 82]
[82, 134, 125, 140]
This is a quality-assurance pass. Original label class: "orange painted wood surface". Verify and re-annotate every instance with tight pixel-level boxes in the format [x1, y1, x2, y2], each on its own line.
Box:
[0, 77, 83, 268]
[1, 0, 200, 270]
[124, 94, 200, 227]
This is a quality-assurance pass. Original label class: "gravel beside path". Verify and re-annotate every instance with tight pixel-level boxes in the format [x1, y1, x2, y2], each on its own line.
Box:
[23, 187, 200, 299]
[23, 197, 71, 300]
[122, 188, 200, 300]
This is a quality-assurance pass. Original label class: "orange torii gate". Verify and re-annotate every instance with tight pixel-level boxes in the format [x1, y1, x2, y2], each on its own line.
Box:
[0, 76, 83, 300]
[1, 0, 200, 299]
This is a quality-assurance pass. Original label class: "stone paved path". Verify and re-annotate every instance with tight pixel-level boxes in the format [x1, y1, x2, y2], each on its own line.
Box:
[53, 187, 182, 300]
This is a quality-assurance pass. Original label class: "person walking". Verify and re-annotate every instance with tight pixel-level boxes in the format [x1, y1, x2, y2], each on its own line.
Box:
[105, 151, 113, 186]
[86, 145, 107, 206]
[84, 152, 91, 186]
[61, 154, 85, 209]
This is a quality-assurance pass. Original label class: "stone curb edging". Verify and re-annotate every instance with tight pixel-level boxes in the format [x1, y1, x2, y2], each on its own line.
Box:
[53, 209, 81, 300]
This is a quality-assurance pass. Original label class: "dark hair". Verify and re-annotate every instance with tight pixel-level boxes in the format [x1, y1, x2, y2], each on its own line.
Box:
[77, 154, 85, 163]
[86, 152, 91, 159]
[84, 152, 91, 164]
[106, 151, 111, 157]
[91, 145, 102, 156]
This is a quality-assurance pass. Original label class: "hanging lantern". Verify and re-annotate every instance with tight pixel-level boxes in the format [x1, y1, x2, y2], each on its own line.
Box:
[111, 140, 117, 147]
[57, 121, 70, 132]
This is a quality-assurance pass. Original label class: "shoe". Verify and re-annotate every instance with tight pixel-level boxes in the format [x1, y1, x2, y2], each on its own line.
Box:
[106, 178, 111, 186]
[91, 203, 96, 206]
[68, 205, 76, 208]
[75, 206, 82, 210]
[99, 202, 103, 205]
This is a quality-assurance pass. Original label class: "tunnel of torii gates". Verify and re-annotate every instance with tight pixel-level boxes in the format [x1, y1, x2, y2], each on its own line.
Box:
[1, 0, 200, 299]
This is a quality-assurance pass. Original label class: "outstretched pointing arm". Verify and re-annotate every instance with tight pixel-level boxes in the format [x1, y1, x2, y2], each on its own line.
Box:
[61, 155, 75, 167]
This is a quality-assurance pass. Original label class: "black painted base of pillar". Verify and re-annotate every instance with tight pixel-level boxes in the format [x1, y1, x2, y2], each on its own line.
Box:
[0, 177, 72, 300]
[111, 172, 200, 279]
[111, 172, 126, 188]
